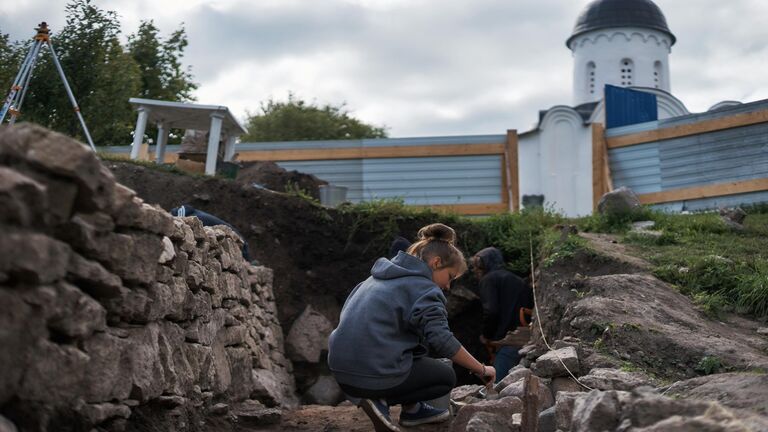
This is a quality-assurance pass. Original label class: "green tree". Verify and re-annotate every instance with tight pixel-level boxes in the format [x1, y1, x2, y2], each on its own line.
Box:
[9, 0, 140, 145]
[128, 20, 197, 101]
[243, 94, 387, 142]
[0, 32, 24, 96]
[0, 0, 196, 146]
[127, 20, 197, 143]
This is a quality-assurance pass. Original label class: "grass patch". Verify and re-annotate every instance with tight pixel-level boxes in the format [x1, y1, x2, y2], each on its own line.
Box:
[626, 211, 768, 319]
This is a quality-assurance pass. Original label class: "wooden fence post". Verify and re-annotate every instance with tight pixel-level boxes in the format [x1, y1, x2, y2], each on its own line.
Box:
[505, 130, 520, 212]
[520, 374, 540, 432]
[592, 123, 606, 211]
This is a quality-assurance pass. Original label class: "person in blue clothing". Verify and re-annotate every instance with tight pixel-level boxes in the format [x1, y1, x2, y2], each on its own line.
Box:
[170, 204, 252, 261]
[328, 224, 496, 432]
[471, 247, 534, 383]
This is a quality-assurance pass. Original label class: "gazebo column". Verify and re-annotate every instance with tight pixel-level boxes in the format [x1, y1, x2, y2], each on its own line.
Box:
[205, 112, 225, 175]
[223, 134, 237, 161]
[130, 106, 150, 160]
[154, 122, 169, 164]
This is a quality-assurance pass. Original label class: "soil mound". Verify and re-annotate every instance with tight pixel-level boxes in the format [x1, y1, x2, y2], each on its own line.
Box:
[235, 161, 327, 199]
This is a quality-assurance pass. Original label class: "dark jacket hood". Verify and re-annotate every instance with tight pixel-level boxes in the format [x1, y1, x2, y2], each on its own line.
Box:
[371, 251, 432, 281]
[475, 247, 505, 272]
[388, 236, 412, 259]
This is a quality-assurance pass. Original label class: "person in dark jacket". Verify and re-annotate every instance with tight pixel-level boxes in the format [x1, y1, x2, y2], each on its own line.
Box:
[170, 204, 251, 261]
[388, 235, 411, 259]
[329, 224, 495, 432]
[471, 247, 533, 382]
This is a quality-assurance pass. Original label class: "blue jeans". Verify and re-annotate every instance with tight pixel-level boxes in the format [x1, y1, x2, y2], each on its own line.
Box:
[493, 346, 521, 383]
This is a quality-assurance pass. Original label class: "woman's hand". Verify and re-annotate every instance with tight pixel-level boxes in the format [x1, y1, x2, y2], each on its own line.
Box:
[473, 364, 496, 385]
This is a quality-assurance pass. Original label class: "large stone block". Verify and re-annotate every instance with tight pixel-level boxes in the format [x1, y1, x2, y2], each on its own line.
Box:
[0, 167, 47, 227]
[66, 252, 123, 300]
[11, 124, 117, 212]
[116, 201, 174, 235]
[16, 340, 89, 403]
[302, 375, 344, 406]
[81, 332, 133, 402]
[571, 390, 622, 432]
[0, 231, 70, 284]
[46, 282, 107, 339]
[597, 186, 641, 218]
[124, 324, 166, 402]
[285, 305, 334, 364]
[579, 368, 650, 391]
[451, 397, 523, 432]
[532, 347, 579, 378]
[500, 375, 554, 411]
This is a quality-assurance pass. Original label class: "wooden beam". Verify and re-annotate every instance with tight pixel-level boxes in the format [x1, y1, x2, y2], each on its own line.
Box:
[500, 155, 509, 209]
[236, 142, 505, 161]
[607, 109, 768, 149]
[592, 123, 606, 211]
[505, 130, 520, 212]
[638, 178, 768, 204]
[419, 203, 509, 216]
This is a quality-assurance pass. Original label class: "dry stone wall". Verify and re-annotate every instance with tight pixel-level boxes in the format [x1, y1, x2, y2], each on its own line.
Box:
[0, 124, 297, 432]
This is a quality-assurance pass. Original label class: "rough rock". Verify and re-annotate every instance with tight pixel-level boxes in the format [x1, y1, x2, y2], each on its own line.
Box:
[0, 415, 17, 432]
[531, 346, 579, 378]
[499, 375, 553, 410]
[494, 366, 532, 392]
[578, 367, 651, 391]
[597, 186, 641, 218]
[302, 375, 344, 406]
[538, 405, 556, 432]
[465, 411, 516, 432]
[231, 399, 282, 427]
[451, 397, 523, 432]
[285, 304, 334, 363]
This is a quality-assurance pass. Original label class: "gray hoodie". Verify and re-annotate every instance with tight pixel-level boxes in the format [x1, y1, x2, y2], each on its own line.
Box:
[327, 251, 462, 390]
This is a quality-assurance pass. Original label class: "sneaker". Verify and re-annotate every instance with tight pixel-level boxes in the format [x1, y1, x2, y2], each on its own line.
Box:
[359, 399, 400, 432]
[398, 402, 451, 427]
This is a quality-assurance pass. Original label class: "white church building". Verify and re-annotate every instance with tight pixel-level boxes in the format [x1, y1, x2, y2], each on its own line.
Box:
[519, 0, 710, 216]
[126, 0, 768, 216]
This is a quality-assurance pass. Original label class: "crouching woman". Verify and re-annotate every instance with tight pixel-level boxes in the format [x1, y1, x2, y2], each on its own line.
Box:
[328, 223, 495, 431]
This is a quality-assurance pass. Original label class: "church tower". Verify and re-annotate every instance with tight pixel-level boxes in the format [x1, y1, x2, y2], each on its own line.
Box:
[567, 0, 676, 106]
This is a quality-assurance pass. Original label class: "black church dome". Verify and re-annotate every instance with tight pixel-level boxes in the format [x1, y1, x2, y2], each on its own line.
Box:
[567, 0, 675, 48]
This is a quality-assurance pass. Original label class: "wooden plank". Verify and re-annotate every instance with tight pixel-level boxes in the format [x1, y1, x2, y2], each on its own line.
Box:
[607, 109, 768, 149]
[419, 203, 508, 216]
[505, 130, 520, 212]
[520, 375, 540, 432]
[638, 178, 768, 204]
[592, 123, 606, 210]
[236, 142, 505, 161]
[500, 155, 509, 208]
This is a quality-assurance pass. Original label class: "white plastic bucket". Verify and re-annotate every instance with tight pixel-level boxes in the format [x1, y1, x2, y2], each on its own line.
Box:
[318, 185, 348, 207]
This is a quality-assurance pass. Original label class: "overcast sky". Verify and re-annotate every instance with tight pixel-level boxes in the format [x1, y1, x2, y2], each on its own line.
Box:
[1, 0, 767, 137]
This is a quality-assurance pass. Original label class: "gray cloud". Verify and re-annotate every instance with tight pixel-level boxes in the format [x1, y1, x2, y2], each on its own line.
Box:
[2, 0, 766, 136]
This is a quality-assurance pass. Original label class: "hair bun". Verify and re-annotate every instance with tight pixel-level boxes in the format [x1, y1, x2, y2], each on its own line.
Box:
[417, 223, 456, 245]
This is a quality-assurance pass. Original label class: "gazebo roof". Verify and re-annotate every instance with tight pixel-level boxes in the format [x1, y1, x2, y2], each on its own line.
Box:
[128, 98, 247, 136]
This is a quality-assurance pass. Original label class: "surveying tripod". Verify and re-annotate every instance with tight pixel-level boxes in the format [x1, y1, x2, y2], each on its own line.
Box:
[0, 22, 96, 150]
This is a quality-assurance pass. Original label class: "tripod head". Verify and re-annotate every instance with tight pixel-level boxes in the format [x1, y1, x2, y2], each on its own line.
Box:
[34, 22, 50, 42]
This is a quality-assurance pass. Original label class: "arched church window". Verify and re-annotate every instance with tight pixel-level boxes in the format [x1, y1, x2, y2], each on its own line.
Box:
[654, 61, 663, 88]
[620, 58, 633, 86]
[587, 61, 596, 94]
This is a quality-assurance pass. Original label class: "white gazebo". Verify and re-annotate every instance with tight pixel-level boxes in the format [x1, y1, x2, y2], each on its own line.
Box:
[128, 98, 247, 175]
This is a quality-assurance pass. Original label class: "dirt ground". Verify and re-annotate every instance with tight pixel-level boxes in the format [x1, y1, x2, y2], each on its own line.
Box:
[260, 404, 450, 432]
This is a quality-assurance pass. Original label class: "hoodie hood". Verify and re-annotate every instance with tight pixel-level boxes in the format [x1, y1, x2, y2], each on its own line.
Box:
[371, 251, 432, 281]
[475, 247, 505, 271]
